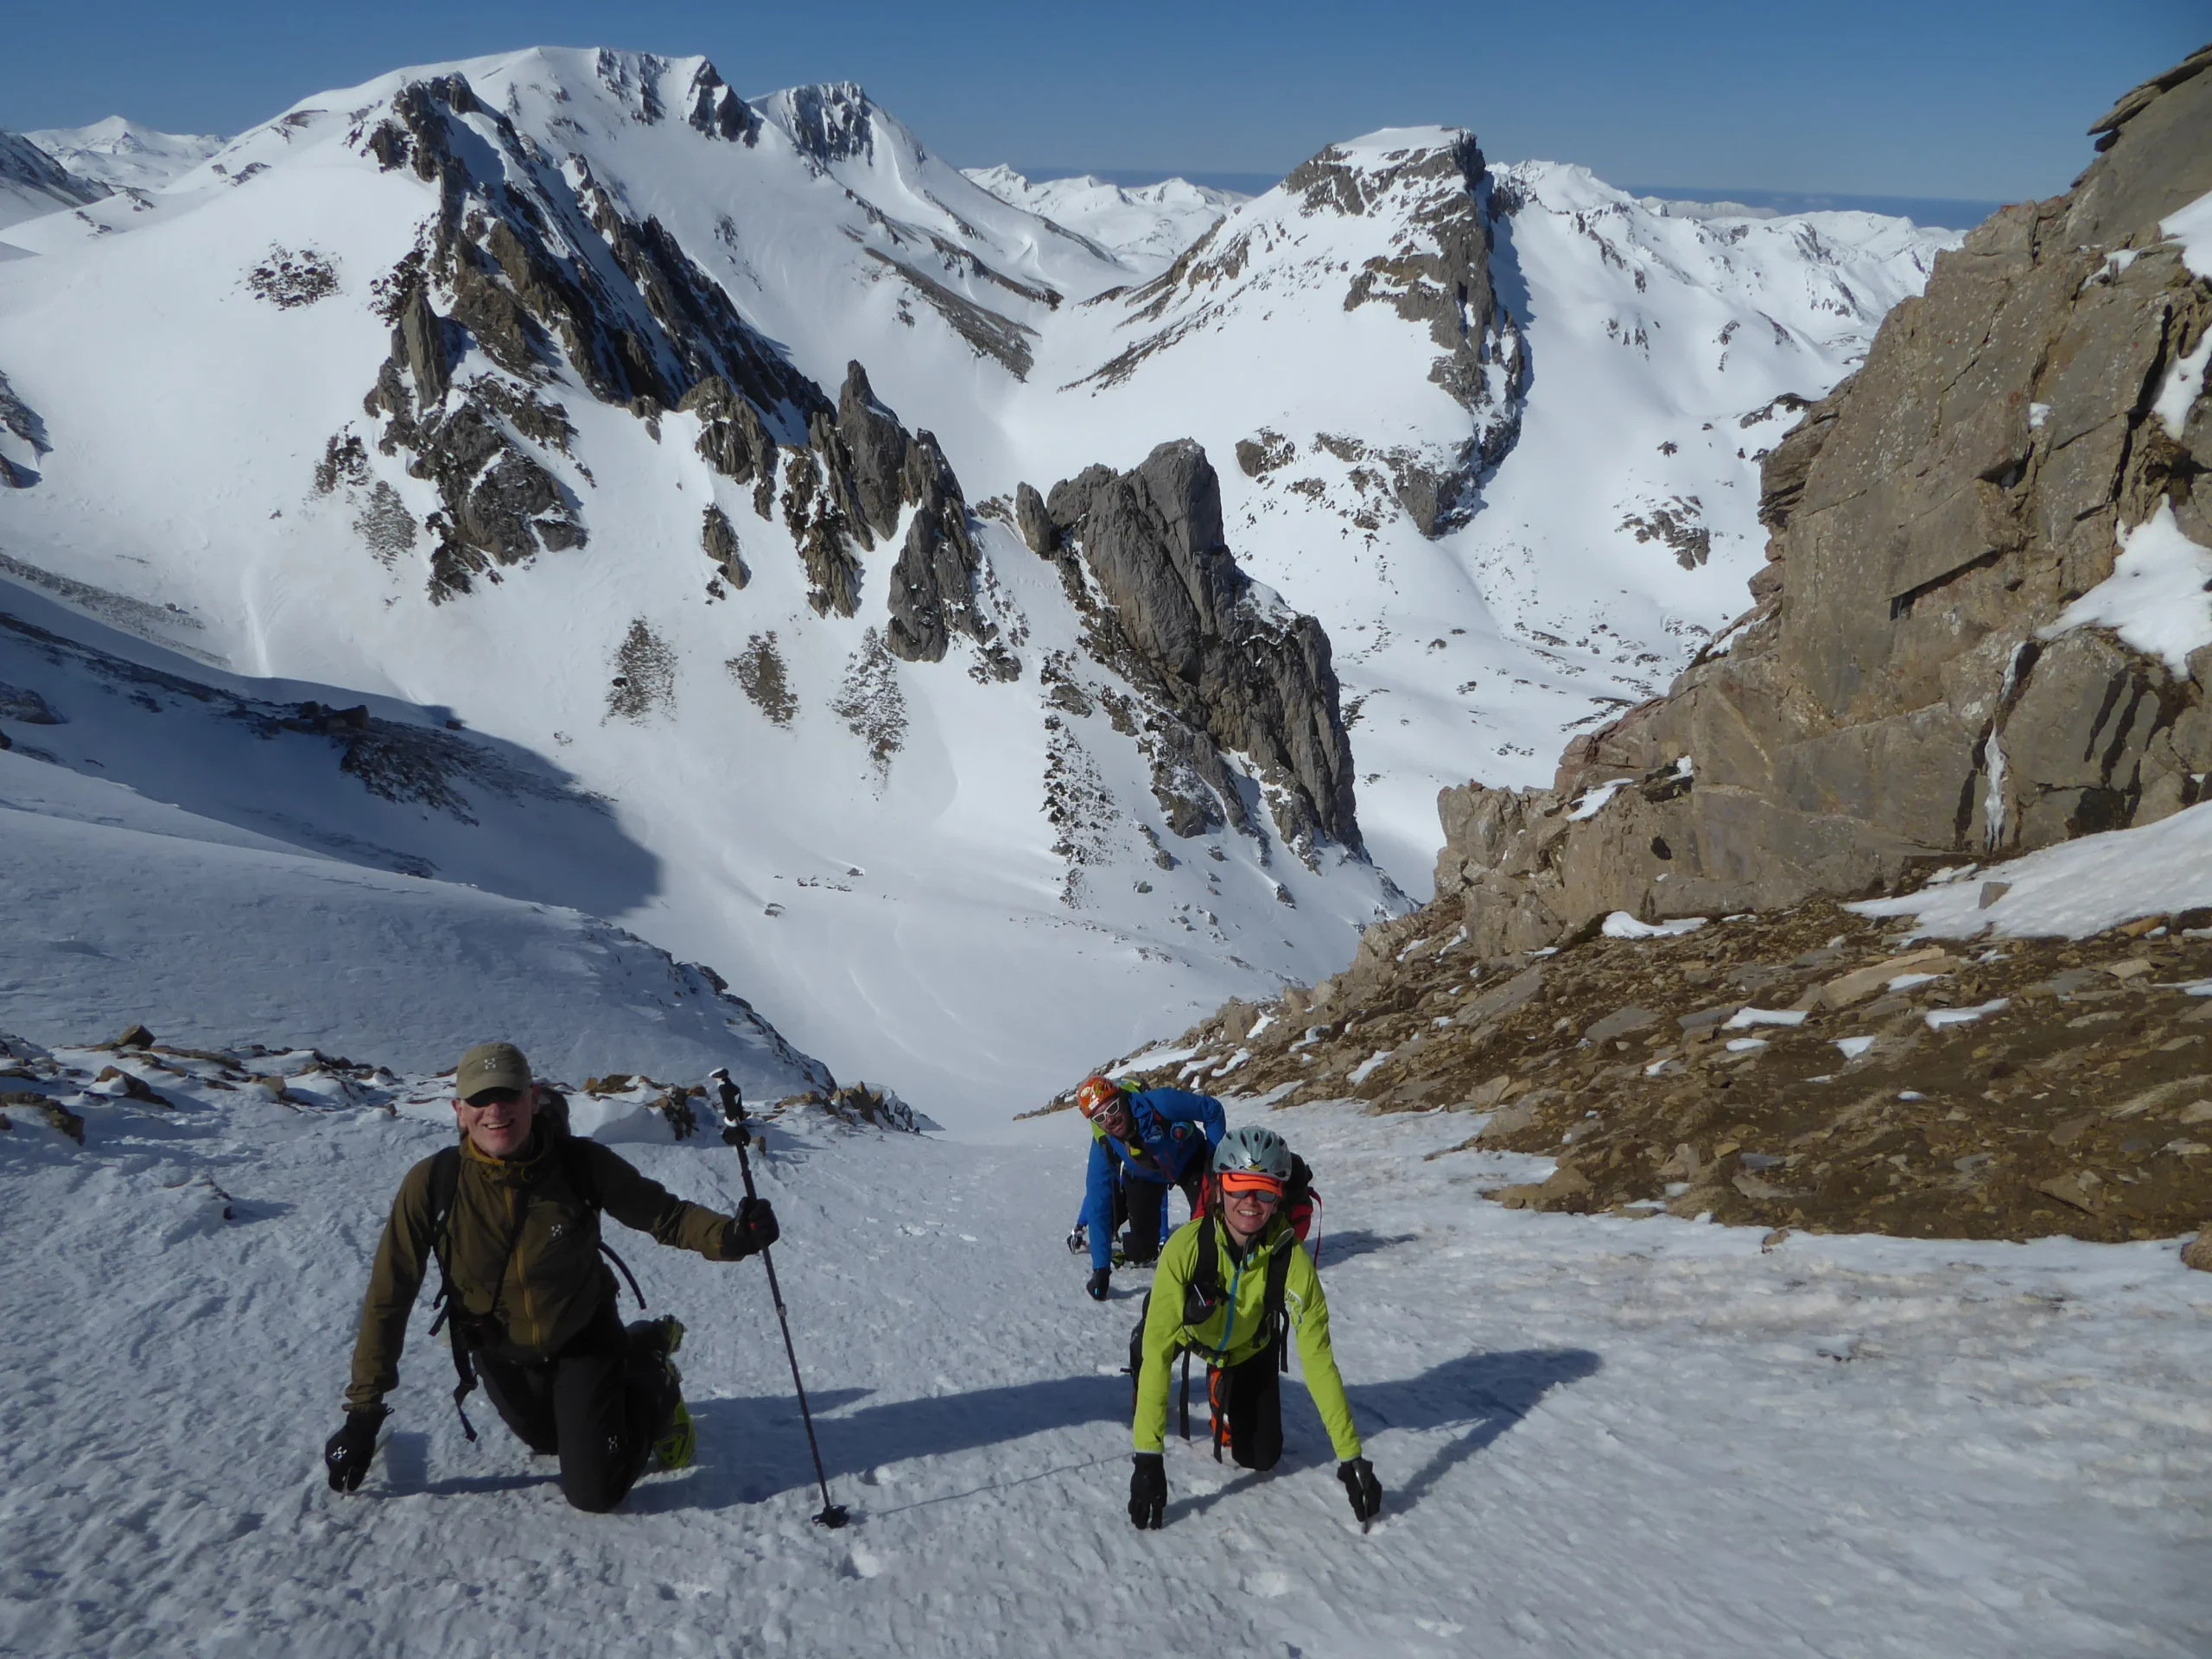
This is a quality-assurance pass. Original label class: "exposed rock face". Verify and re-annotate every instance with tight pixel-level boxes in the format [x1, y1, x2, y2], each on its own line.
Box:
[679, 375, 779, 517]
[1042, 440, 1363, 856]
[772, 83, 878, 170]
[353, 73, 828, 598]
[684, 62, 759, 144]
[1014, 481, 1053, 555]
[0, 368, 50, 488]
[0, 128, 107, 222]
[701, 503, 747, 588]
[1433, 48, 2212, 956]
[886, 431, 987, 664]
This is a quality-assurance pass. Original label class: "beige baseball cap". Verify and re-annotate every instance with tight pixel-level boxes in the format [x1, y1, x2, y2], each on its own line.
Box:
[454, 1041, 532, 1101]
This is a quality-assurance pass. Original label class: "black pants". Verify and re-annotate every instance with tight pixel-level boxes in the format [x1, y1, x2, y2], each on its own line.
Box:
[473, 1305, 677, 1512]
[1207, 1346, 1284, 1471]
[1128, 1318, 1284, 1472]
[1116, 1167, 1204, 1267]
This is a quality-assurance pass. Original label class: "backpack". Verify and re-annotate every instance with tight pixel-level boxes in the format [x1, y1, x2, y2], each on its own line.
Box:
[423, 1093, 645, 1440]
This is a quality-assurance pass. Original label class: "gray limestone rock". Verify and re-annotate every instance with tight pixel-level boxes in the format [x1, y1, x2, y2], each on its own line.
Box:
[1044, 441, 1363, 855]
[702, 503, 748, 588]
[835, 361, 912, 542]
[884, 433, 982, 664]
[1014, 482, 1053, 555]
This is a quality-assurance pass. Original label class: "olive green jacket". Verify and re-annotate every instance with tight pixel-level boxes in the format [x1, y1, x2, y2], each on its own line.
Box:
[1134, 1215, 1363, 1460]
[345, 1130, 738, 1411]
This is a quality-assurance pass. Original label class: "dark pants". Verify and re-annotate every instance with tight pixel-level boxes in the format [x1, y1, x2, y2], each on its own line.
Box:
[1116, 1167, 1204, 1266]
[1128, 1316, 1284, 1471]
[474, 1305, 676, 1512]
[1207, 1347, 1284, 1471]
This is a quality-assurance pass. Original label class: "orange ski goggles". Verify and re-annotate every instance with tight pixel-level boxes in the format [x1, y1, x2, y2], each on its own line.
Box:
[1218, 1170, 1284, 1204]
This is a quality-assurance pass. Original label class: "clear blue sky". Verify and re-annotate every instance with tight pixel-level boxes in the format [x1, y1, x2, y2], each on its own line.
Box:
[3, 1, 2202, 201]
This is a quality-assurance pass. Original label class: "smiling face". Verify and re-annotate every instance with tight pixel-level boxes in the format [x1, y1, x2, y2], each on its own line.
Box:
[454, 1084, 538, 1160]
[1220, 1182, 1281, 1248]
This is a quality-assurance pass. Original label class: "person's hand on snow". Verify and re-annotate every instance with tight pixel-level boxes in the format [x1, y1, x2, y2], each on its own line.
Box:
[1084, 1267, 1111, 1300]
[1338, 1457, 1382, 1524]
[323, 1404, 387, 1493]
[725, 1196, 779, 1259]
[1128, 1452, 1166, 1529]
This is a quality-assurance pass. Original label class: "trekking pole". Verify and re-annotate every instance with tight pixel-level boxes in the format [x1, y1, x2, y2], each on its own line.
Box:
[709, 1068, 849, 1529]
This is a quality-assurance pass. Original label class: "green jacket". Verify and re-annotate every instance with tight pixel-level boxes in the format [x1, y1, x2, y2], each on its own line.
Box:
[1134, 1215, 1362, 1461]
[345, 1130, 738, 1411]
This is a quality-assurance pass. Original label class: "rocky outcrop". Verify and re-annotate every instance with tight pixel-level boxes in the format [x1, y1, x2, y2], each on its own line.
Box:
[679, 375, 779, 518]
[1432, 48, 2212, 956]
[1122, 888, 2212, 1243]
[0, 368, 50, 488]
[701, 503, 748, 588]
[1039, 440, 1363, 856]
[353, 73, 828, 598]
[684, 62, 758, 144]
[0, 128, 107, 222]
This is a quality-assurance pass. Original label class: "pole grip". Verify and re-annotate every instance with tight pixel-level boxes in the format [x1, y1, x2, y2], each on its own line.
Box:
[710, 1069, 762, 1203]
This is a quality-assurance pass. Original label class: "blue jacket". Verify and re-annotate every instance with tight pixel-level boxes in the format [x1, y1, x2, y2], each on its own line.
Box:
[1081, 1087, 1226, 1272]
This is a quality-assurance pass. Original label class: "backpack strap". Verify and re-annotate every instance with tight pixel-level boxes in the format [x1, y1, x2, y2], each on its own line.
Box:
[558, 1138, 645, 1310]
[1266, 1228, 1297, 1374]
[1180, 1213, 1220, 1327]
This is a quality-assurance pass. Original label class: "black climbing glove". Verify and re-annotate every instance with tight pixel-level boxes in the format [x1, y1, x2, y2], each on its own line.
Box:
[1065, 1224, 1088, 1256]
[1128, 1452, 1166, 1529]
[323, 1405, 387, 1493]
[725, 1196, 779, 1259]
[1338, 1457, 1382, 1525]
[1085, 1267, 1112, 1301]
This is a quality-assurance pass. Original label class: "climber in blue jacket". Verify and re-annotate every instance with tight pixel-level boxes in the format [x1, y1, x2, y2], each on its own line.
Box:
[1065, 1075, 1225, 1300]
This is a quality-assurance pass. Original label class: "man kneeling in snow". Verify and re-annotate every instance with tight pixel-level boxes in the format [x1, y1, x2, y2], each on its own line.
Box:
[323, 1042, 778, 1510]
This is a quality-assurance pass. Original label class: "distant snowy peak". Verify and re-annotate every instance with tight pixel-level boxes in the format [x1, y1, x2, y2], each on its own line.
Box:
[21, 117, 225, 194]
[963, 165, 1240, 273]
[0, 130, 106, 232]
[1491, 161, 1955, 348]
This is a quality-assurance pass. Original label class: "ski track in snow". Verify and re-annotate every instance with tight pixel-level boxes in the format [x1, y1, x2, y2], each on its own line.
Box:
[1, 1089, 2203, 1657]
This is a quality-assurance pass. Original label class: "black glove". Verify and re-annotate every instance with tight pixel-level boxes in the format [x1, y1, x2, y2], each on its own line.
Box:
[323, 1405, 387, 1493]
[1085, 1267, 1111, 1301]
[1065, 1224, 1088, 1256]
[725, 1196, 779, 1259]
[1338, 1456, 1382, 1525]
[1128, 1452, 1166, 1529]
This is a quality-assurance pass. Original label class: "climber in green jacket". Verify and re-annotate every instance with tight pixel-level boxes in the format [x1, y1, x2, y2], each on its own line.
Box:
[1126, 1124, 1382, 1529]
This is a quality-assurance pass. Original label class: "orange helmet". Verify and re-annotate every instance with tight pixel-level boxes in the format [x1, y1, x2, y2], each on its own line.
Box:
[1076, 1076, 1125, 1119]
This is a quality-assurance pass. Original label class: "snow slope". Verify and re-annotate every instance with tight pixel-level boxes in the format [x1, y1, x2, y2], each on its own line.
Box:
[0, 48, 1955, 1123]
[1854, 797, 2212, 944]
[0, 1076, 2201, 1656]
[962, 165, 1241, 272]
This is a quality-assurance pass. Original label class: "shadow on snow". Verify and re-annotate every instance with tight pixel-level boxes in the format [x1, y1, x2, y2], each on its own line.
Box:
[1169, 1344, 1602, 1523]
[612, 1344, 1600, 1522]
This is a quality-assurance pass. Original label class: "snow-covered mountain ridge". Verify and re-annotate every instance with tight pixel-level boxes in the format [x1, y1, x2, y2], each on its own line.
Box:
[0, 47, 1955, 1124]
